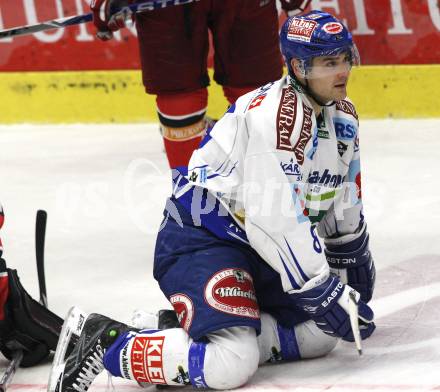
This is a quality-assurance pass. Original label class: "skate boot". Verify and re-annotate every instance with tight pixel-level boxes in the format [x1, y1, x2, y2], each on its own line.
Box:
[48, 307, 130, 392]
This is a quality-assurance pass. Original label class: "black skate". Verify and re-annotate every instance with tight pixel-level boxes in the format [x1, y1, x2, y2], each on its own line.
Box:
[47, 307, 129, 392]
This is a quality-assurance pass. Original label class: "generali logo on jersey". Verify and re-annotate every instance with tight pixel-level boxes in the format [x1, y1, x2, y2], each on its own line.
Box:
[293, 105, 313, 165]
[276, 86, 297, 152]
[130, 335, 166, 385]
[170, 293, 194, 332]
[204, 268, 259, 319]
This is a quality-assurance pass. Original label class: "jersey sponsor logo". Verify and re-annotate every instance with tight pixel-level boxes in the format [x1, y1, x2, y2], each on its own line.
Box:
[131, 335, 166, 385]
[189, 170, 198, 182]
[354, 135, 360, 152]
[317, 128, 329, 139]
[170, 293, 194, 332]
[276, 86, 297, 151]
[247, 82, 273, 111]
[249, 95, 266, 110]
[280, 158, 302, 179]
[322, 22, 343, 34]
[293, 105, 313, 164]
[308, 169, 344, 187]
[306, 131, 319, 161]
[336, 100, 358, 120]
[204, 268, 259, 319]
[316, 113, 329, 139]
[287, 18, 318, 42]
[337, 141, 348, 157]
[334, 118, 357, 140]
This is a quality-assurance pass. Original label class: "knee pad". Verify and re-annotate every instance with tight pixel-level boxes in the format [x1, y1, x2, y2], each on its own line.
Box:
[295, 320, 338, 358]
[204, 326, 259, 390]
[259, 313, 338, 363]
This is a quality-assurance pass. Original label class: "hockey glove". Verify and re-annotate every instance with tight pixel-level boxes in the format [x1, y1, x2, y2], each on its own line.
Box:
[0, 265, 73, 367]
[291, 275, 375, 342]
[279, 0, 311, 16]
[325, 229, 376, 303]
[91, 0, 134, 41]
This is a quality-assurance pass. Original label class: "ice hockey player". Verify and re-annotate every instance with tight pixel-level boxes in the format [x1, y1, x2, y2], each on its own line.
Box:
[48, 11, 376, 392]
[91, 0, 311, 168]
[0, 204, 68, 368]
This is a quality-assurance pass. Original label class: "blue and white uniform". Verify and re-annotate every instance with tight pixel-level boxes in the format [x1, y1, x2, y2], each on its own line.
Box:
[171, 75, 363, 293]
[56, 11, 375, 392]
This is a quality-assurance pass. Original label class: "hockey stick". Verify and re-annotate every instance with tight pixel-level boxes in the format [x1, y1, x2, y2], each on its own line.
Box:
[348, 290, 363, 356]
[0, 0, 199, 40]
[0, 351, 23, 392]
[36, 210, 48, 308]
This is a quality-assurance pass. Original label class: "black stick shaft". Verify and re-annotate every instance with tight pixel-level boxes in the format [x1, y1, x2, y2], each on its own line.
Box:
[36, 210, 48, 308]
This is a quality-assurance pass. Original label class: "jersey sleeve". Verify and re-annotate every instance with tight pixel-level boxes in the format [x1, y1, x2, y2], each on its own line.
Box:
[317, 111, 365, 244]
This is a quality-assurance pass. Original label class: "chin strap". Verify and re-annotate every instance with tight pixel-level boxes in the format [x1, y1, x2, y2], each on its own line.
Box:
[289, 74, 335, 108]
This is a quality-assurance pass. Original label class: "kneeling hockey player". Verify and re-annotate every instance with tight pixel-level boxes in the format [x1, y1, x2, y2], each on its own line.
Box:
[48, 11, 376, 392]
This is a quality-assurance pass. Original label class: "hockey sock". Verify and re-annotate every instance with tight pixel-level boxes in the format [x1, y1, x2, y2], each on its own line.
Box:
[257, 312, 338, 364]
[157, 89, 208, 169]
[103, 326, 259, 389]
[104, 328, 191, 386]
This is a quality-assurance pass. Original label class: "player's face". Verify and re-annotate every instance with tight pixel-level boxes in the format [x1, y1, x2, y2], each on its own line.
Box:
[307, 53, 352, 102]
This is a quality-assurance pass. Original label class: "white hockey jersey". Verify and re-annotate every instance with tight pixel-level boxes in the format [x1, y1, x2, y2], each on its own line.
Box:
[174, 75, 364, 294]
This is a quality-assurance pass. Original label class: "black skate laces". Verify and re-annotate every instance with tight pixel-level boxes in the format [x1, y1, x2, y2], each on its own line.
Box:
[72, 341, 105, 392]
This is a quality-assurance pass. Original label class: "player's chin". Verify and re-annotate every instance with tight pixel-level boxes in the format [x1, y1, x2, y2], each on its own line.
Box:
[332, 86, 347, 101]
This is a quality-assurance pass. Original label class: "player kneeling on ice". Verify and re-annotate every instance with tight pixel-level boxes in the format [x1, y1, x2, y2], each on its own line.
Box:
[49, 11, 376, 392]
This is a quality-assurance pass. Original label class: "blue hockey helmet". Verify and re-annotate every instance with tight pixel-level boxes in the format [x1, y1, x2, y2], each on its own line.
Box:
[280, 11, 360, 77]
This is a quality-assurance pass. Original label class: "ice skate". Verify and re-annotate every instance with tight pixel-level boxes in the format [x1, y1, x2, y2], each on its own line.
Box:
[47, 306, 129, 392]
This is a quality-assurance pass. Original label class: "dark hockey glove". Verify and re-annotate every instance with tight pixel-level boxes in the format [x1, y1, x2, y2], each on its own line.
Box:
[0, 318, 49, 367]
[0, 265, 72, 367]
[325, 229, 376, 303]
[91, 0, 134, 41]
[279, 0, 311, 16]
[291, 275, 375, 342]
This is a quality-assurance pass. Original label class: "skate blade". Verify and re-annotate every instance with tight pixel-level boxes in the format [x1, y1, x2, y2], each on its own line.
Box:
[47, 306, 89, 392]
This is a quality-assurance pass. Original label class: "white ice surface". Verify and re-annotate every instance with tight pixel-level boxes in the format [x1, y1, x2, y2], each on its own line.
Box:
[0, 119, 439, 391]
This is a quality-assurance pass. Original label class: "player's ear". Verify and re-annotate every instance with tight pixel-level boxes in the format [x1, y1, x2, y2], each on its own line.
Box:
[291, 59, 302, 79]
